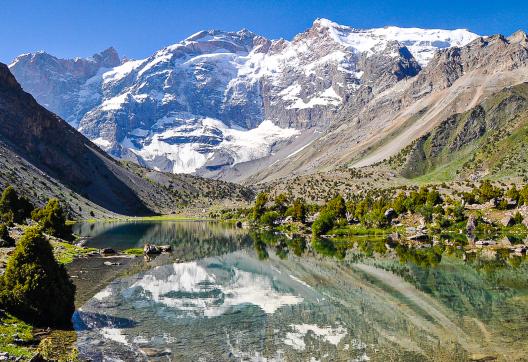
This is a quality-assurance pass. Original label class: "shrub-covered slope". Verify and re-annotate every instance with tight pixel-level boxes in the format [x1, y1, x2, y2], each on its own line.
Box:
[393, 83, 528, 181]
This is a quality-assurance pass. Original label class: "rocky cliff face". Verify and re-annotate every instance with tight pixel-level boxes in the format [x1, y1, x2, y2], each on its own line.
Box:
[9, 48, 120, 127]
[245, 29, 528, 183]
[0, 63, 253, 215]
[0, 62, 154, 215]
[9, 19, 478, 176]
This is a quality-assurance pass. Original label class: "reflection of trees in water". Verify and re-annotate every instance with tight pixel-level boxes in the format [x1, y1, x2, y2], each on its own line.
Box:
[76, 221, 253, 260]
[376, 250, 528, 324]
[248, 230, 307, 260]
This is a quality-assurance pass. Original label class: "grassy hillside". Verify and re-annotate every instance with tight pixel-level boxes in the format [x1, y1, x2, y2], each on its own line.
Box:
[387, 83, 528, 182]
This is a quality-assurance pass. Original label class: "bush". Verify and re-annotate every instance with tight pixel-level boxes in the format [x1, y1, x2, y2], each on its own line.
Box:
[0, 226, 75, 326]
[0, 186, 33, 224]
[260, 211, 280, 226]
[252, 192, 268, 221]
[312, 210, 335, 236]
[0, 224, 14, 247]
[477, 180, 502, 203]
[362, 208, 387, 228]
[513, 212, 524, 225]
[325, 195, 346, 219]
[31, 199, 72, 240]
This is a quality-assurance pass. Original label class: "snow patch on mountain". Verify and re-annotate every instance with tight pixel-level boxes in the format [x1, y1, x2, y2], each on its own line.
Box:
[120, 117, 299, 174]
[313, 18, 479, 65]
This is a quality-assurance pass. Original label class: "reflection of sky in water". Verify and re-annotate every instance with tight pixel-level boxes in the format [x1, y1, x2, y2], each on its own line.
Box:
[75, 251, 361, 361]
[74, 223, 528, 361]
[127, 261, 303, 317]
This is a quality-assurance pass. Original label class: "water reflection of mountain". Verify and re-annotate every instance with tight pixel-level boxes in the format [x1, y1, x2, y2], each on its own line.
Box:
[74, 222, 528, 361]
[77, 248, 528, 361]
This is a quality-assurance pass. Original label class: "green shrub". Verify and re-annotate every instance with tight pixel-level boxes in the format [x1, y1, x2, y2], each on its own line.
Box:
[260, 211, 280, 226]
[513, 212, 524, 225]
[0, 224, 14, 247]
[477, 180, 502, 203]
[0, 186, 33, 224]
[312, 210, 335, 236]
[31, 199, 72, 240]
[0, 226, 75, 327]
[362, 208, 387, 228]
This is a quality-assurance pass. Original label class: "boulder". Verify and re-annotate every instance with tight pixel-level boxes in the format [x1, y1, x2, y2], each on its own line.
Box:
[475, 240, 495, 247]
[501, 216, 515, 227]
[144, 244, 161, 255]
[99, 248, 116, 255]
[513, 245, 527, 254]
[159, 245, 172, 253]
[498, 237, 512, 247]
[103, 261, 122, 266]
[466, 214, 477, 234]
[388, 232, 401, 242]
[384, 208, 397, 220]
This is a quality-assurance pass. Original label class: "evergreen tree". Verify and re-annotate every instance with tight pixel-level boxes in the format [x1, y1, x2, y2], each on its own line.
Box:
[291, 198, 307, 223]
[252, 193, 268, 221]
[325, 194, 346, 219]
[31, 199, 72, 240]
[0, 186, 33, 224]
[0, 226, 75, 326]
[273, 193, 288, 215]
[0, 224, 14, 247]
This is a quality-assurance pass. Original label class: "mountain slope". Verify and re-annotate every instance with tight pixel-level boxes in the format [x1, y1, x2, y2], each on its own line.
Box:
[9, 48, 121, 127]
[9, 20, 478, 178]
[0, 63, 252, 217]
[394, 82, 528, 181]
[247, 30, 528, 183]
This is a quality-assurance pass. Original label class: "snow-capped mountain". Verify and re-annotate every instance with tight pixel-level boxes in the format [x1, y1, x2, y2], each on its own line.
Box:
[9, 47, 120, 127]
[9, 19, 479, 176]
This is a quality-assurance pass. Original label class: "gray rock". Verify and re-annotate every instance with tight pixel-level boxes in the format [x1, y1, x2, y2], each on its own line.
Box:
[501, 216, 515, 227]
[144, 244, 161, 255]
[384, 208, 397, 220]
[100, 248, 116, 255]
[466, 214, 477, 234]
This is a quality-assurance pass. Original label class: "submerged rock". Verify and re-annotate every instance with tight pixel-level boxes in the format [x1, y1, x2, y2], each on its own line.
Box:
[99, 248, 116, 255]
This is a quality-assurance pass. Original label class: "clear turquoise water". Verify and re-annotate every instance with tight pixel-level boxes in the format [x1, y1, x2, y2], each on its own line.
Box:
[73, 221, 528, 361]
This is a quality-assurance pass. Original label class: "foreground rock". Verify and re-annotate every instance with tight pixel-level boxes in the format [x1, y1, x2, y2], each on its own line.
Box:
[143, 244, 172, 255]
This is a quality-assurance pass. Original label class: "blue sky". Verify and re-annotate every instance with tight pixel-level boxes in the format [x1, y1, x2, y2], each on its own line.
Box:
[1, 0, 526, 63]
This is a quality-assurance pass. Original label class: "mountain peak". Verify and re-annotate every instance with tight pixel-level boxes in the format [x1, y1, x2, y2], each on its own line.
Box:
[312, 18, 342, 29]
[508, 30, 528, 44]
[307, 18, 479, 66]
[90, 47, 120, 67]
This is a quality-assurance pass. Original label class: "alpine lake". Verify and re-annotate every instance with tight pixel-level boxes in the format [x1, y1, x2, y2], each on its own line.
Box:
[69, 220, 528, 362]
